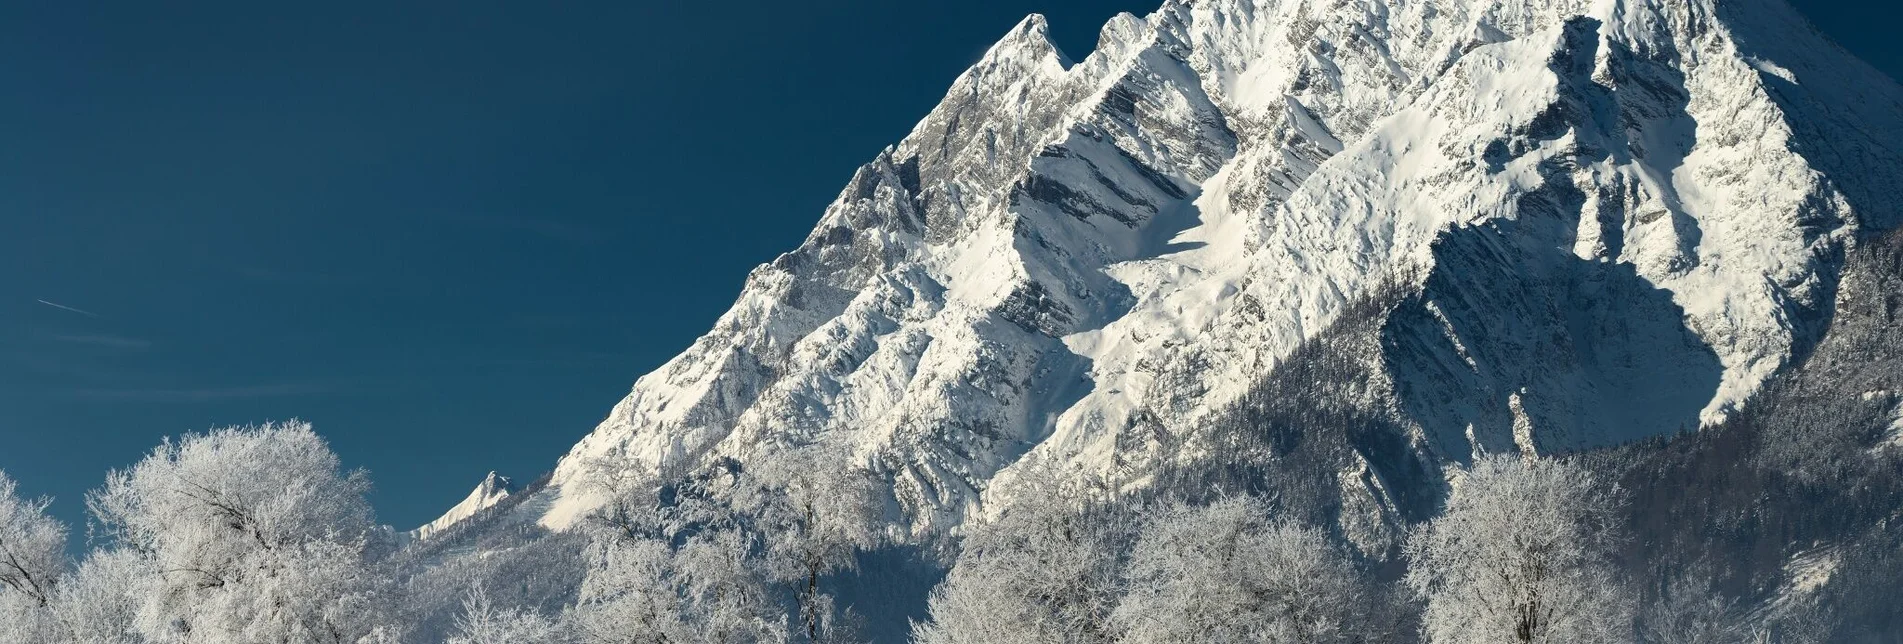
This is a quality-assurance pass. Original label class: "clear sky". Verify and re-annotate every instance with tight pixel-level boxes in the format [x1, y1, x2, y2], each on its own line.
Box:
[0, 0, 1891, 535]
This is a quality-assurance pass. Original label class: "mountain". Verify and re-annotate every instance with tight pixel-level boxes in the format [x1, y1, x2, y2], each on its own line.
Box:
[514, 0, 1902, 546]
[410, 472, 514, 542]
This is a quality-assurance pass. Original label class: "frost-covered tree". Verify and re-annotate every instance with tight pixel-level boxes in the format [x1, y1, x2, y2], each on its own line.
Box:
[448, 585, 568, 644]
[740, 445, 883, 642]
[1113, 496, 1381, 644]
[392, 523, 587, 642]
[0, 470, 65, 606]
[572, 455, 687, 544]
[572, 536, 694, 644]
[571, 526, 785, 644]
[1405, 455, 1634, 644]
[0, 470, 68, 641]
[47, 549, 147, 644]
[570, 464, 786, 644]
[672, 528, 788, 643]
[1634, 568, 1749, 644]
[86, 421, 393, 643]
[912, 479, 1130, 644]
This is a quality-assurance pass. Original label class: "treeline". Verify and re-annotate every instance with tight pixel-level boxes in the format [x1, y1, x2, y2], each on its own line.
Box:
[0, 422, 402, 643]
[0, 420, 1829, 643]
[1581, 228, 1903, 643]
[0, 422, 899, 643]
[910, 453, 1832, 644]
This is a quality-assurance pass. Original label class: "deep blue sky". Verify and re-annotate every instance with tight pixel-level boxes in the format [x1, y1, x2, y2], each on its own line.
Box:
[0, 1, 1891, 535]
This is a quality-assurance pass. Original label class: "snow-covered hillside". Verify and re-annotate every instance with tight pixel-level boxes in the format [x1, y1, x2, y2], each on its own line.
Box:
[521, 0, 1901, 540]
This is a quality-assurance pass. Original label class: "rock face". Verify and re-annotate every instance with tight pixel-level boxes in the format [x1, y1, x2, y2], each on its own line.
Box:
[534, 0, 1903, 538]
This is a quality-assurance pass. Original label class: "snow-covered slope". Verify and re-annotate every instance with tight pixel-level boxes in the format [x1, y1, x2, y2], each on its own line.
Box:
[411, 472, 514, 542]
[525, 0, 1903, 538]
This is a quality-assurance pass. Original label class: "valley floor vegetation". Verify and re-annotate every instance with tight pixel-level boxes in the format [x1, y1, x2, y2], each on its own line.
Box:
[1, 418, 1875, 643]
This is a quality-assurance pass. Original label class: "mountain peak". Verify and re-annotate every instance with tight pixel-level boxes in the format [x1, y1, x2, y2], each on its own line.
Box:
[982, 13, 1071, 71]
[477, 471, 511, 493]
[411, 472, 515, 541]
[537, 0, 1903, 542]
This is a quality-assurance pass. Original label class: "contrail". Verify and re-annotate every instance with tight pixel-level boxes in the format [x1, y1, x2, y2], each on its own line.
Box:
[36, 299, 100, 318]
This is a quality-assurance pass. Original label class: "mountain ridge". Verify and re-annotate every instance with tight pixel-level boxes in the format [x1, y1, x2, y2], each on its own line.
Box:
[410, 471, 515, 542]
[472, 0, 1902, 546]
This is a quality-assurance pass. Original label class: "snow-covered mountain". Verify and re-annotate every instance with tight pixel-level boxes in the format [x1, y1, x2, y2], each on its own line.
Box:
[411, 472, 514, 542]
[515, 0, 1901, 541]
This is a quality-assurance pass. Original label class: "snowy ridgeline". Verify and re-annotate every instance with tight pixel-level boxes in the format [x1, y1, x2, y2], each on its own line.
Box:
[408, 473, 514, 543]
[8, 0, 1903, 640]
[536, 0, 1903, 541]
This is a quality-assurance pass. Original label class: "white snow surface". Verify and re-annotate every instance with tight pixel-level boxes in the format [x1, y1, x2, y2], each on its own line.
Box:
[517, 0, 1903, 537]
[410, 472, 513, 542]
